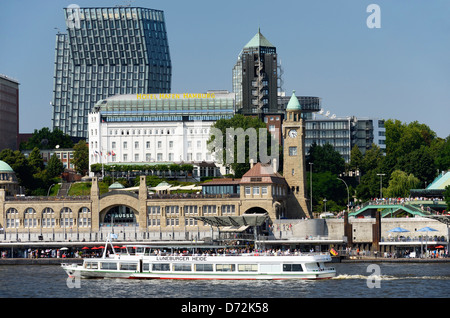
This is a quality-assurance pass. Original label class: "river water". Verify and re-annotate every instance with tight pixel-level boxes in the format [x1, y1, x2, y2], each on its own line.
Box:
[0, 262, 449, 299]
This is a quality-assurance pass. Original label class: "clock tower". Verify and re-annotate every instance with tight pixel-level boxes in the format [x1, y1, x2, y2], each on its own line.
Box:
[282, 91, 311, 218]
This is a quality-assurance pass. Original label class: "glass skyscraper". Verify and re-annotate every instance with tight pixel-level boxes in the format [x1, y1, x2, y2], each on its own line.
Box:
[52, 6, 172, 138]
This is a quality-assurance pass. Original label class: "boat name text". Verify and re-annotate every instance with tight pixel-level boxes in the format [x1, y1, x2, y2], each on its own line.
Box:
[155, 256, 207, 262]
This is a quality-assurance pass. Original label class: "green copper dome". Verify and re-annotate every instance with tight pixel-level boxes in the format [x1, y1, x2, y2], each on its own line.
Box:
[109, 182, 125, 189]
[286, 90, 302, 111]
[0, 160, 14, 173]
[244, 28, 275, 48]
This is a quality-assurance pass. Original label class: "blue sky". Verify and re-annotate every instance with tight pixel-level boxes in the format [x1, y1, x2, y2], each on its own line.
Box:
[1, 0, 449, 138]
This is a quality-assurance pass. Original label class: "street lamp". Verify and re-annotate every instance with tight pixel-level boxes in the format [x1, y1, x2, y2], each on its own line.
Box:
[309, 162, 313, 213]
[337, 177, 349, 212]
[377, 173, 386, 199]
[323, 198, 327, 213]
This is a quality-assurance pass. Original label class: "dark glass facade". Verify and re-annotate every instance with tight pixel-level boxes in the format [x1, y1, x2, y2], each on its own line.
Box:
[232, 30, 279, 116]
[52, 6, 172, 138]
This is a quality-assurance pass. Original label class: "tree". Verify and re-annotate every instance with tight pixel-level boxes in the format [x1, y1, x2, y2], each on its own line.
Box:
[360, 144, 384, 175]
[434, 136, 450, 172]
[20, 127, 73, 150]
[0, 148, 34, 192]
[356, 170, 382, 200]
[28, 147, 44, 173]
[397, 145, 436, 185]
[72, 140, 89, 175]
[349, 145, 363, 172]
[384, 170, 421, 198]
[207, 114, 276, 178]
[444, 185, 450, 210]
[307, 171, 347, 212]
[306, 143, 345, 175]
[46, 154, 64, 179]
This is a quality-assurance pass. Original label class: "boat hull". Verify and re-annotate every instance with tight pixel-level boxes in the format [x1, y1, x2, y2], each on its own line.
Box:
[62, 263, 336, 280]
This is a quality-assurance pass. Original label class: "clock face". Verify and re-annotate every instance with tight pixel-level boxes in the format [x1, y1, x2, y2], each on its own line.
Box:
[288, 129, 297, 138]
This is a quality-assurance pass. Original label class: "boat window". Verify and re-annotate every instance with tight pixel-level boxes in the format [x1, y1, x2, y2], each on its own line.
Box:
[135, 247, 146, 254]
[173, 263, 191, 271]
[260, 264, 281, 273]
[194, 264, 213, 272]
[152, 263, 170, 271]
[238, 264, 258, 272]
[143, 263, 150, 271]
[120, 263, 138, 271]
[100, 262, 117, 270]
[85, 262, 98, 269]
[283, 264, 303, 272]
[216, 264, 235, 272]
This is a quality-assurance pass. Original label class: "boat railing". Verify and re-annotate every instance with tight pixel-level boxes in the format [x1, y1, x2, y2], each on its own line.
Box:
[110, 251, 332, 257]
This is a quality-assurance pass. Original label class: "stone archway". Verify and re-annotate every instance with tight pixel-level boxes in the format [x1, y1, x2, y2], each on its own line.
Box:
[97, 192, 143, 228]
[244, 207, 268, 214]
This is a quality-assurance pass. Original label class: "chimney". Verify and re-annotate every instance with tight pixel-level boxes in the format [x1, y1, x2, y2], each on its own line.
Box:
[272, 158, 278, 174]
[250, 159, 254, 169]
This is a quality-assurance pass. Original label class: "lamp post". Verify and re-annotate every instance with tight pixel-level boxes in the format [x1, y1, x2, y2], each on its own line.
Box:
[323, 198, 327, 213]
[309, 162, 313, 214]
[337, 177, 349, 212]
[377, 173, 386, 199]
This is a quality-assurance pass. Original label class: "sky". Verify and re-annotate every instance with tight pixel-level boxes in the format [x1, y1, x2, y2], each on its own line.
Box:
[0, 0, 449, 138]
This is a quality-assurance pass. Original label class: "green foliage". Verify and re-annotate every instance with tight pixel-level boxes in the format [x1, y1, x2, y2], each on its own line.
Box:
[306, 143, 345, 175]
[384, 170, 421, 198]
[46, 154, 64, 179]
[72, 140, 89, 175]
[207, 114, 276, 178]
[19, 127, 73, 150]
[444, 185, 450, 210]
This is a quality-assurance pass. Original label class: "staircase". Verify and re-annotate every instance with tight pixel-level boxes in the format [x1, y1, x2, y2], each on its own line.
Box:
[57, 182, 71, 196]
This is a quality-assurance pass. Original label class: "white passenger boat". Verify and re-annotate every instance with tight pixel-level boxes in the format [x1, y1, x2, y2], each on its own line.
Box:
[61, 242, 336, 280]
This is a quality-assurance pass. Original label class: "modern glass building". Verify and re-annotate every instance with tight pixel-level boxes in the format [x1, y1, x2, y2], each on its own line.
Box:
[52, 6, 172, 138]
[304, 116, 386, 162]
[0, 74, 19, 151]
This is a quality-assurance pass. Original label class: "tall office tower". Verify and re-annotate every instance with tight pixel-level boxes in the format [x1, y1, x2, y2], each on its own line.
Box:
[0, 74, 19, 150]
[52, 6, 172, 138]
[232, 29, 279, 117]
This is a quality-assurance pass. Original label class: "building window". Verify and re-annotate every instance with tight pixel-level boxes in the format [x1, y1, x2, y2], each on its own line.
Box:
[245, 186, 251, 195]
[146, 141, 150, 149]
[221, 205, 235, 215]
[253, 187, 260, 195]
[261, 186, 268, 195]
[289, 146, 297, 156]
[123, 141, 128, 149]
[203, 205, 216, 215]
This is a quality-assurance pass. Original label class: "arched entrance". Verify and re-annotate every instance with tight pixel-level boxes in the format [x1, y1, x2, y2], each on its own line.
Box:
[103, 206, 138, 226]
[244, 207, 268, 214]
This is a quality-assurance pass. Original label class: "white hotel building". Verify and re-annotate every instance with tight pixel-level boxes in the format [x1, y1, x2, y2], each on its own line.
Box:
[88, 91, 235, 177]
